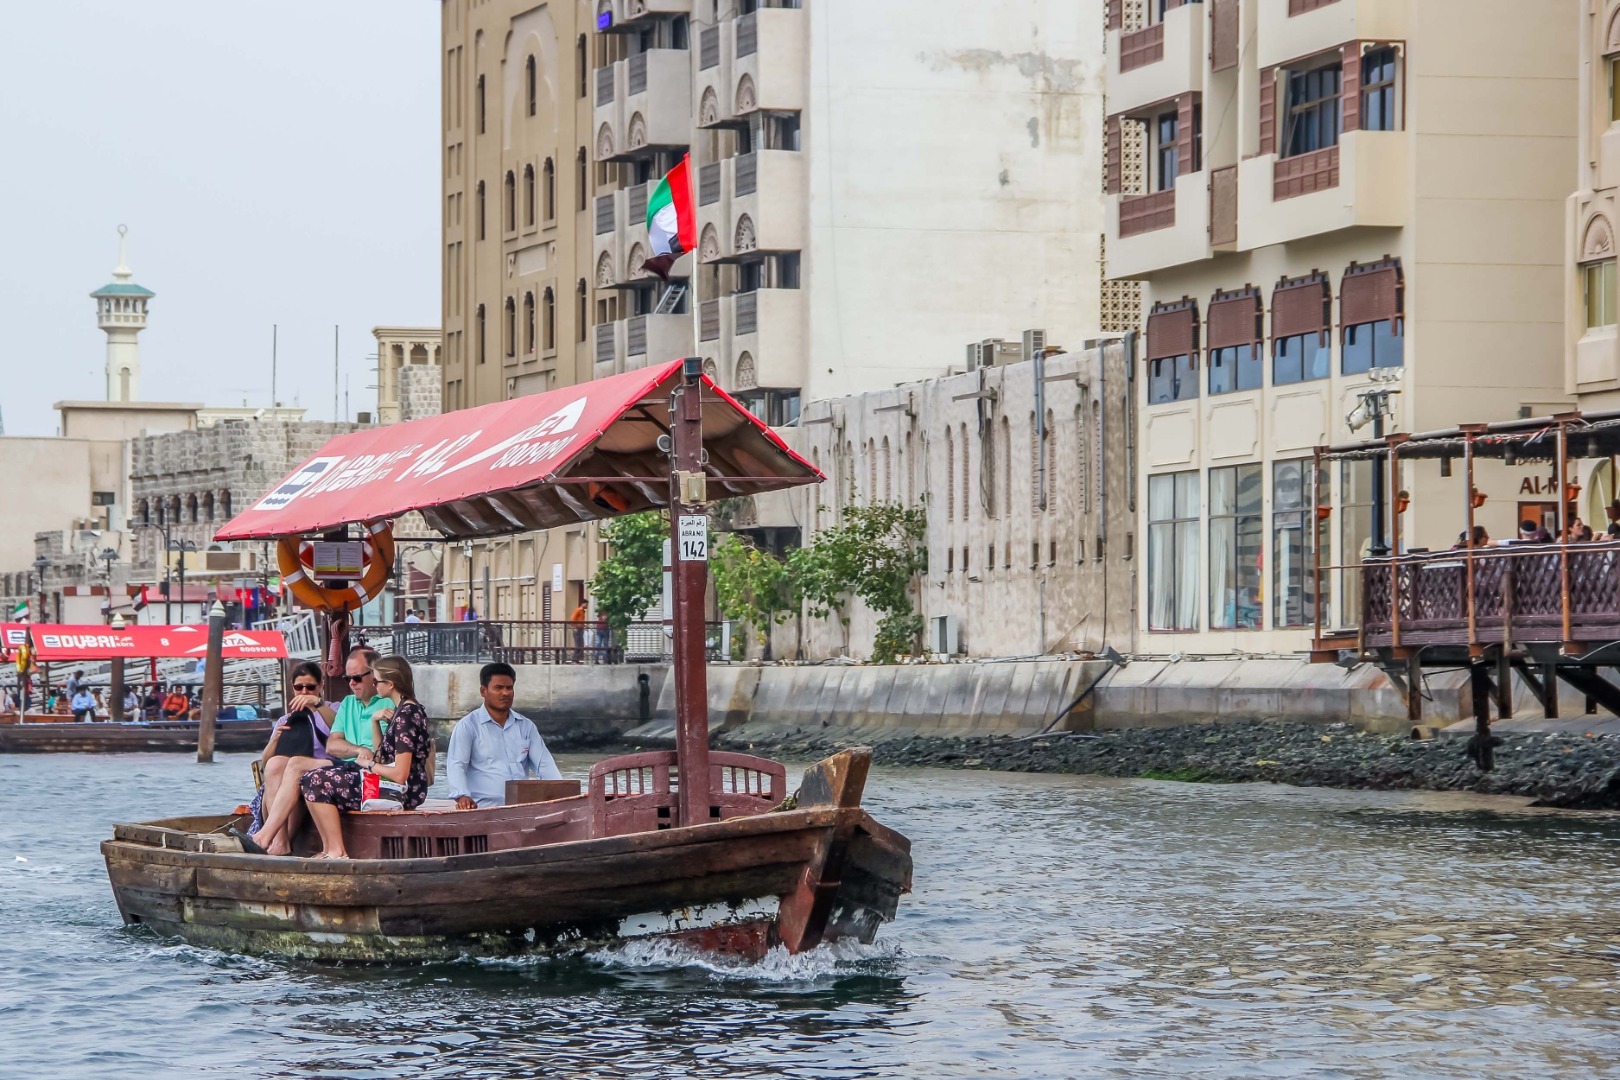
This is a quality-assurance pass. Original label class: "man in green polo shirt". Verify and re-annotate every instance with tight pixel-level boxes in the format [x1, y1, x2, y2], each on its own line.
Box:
[325, 647, 392, 765]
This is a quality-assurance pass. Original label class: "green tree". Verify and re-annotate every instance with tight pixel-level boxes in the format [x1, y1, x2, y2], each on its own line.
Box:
[592, 511, 666, 631]
[711, 533, 798, 658]
[795, 503, 927, 663]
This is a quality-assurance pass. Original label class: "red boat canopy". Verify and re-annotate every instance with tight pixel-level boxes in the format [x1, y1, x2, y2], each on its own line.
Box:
[213, 360, 821, 542]
[1, 624, 288, 661]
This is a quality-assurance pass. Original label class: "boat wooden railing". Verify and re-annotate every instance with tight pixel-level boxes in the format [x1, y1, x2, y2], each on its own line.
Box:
[368, 620, 728, 666]
[1359, 540, 1620, 649]
[589, 751, 788, 836]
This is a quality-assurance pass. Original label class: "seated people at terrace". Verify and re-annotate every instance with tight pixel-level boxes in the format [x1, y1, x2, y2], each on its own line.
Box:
[1518, 520, 1553, 544]
[447, 662, 562, 809]
[299, 655, 433, 859]
[142, 687, 161, 720]
[247, 649, 384, 856]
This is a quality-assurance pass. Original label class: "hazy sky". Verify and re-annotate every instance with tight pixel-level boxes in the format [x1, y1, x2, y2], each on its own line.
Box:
[0, 1, 441, 437]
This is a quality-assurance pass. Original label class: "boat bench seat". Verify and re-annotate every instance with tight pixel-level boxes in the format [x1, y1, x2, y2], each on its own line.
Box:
[359, 797, 459, 812]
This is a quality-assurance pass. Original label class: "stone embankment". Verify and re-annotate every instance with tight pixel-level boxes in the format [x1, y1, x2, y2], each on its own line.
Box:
[702, 720, 1620, 809]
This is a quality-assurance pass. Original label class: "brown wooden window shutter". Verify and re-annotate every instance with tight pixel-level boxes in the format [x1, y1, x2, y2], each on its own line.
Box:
[1211, 0, 1239, 71]
[1207, 287, 1263, 350]
[1340, 259, 1402, 328]
[1105, 115, 1122, 195]
[1176, 94, 1198, 175]
[1258, 68, 1277, 156]
[1106, 0, 1122, 31]
[1271, 273, 1331, 342]
[1147, 299, 1200, 360]
[1340, 42, 1361, 133]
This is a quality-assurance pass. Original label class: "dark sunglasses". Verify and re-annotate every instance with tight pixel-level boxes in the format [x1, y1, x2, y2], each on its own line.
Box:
[346, 671, 372, 683]
[292, 683, 320, 692]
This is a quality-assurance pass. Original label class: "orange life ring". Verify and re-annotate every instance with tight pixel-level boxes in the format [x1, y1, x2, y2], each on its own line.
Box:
[276, 521, 395, 613]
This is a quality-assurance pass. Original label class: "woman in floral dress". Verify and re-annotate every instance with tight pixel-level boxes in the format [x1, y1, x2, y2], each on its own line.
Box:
[299, 654, 433, 859]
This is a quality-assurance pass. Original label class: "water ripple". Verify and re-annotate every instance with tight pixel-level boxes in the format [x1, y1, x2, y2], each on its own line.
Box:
[4, 754, 1620, 1078]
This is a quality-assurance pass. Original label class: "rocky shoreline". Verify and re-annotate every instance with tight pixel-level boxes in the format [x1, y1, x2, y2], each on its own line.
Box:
[698, 720, 1620, 810]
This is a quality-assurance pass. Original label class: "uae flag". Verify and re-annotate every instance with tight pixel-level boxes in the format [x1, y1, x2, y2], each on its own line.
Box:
[642, 153, 697, 282]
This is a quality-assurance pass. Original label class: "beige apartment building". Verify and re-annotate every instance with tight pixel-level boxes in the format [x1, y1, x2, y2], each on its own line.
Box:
[591, 0, 1104, 406]
[1568, 6, 1620, 441]
[440, 0, 603, 619]
[1108, 0, 1577, 656]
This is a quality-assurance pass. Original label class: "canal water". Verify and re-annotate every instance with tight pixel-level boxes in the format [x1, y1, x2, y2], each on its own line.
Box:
[3, 752, 1620, 1079]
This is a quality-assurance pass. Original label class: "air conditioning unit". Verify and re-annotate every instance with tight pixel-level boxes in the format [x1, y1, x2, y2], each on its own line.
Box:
[929, 614, 959, 657]
[1022, 328, 1047, 363]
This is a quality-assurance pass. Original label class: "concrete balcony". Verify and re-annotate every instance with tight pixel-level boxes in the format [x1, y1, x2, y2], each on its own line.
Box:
[1104, 171, 1213, 279]
[592, 183, 669, 289]
[723, 288, 806, 390]
[1235, 129, 1407, 250]
[695, 151, 803, 262]
[730, 8, 807, 119]
[727, 150, 805, 256]
[594, 312, 695, 378]
[600, 0, 691, 33]
[1105, 2, 1205, 118]
[1257, 0, 1407, 70]
[593, 49, 691, 162]
[698, 9, 804, 129]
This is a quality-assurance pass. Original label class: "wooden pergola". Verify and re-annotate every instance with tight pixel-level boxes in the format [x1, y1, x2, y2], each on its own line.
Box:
[1311, 409, 1620, 767]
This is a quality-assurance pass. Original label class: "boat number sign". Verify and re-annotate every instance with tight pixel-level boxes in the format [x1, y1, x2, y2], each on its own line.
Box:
[678, 516, 708, 562]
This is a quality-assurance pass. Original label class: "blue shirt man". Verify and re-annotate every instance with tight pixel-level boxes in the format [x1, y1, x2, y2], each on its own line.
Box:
[447, 662, 561, 808]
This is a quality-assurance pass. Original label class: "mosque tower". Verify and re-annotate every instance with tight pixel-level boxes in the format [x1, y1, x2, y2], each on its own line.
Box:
[90, 225, 154, 402]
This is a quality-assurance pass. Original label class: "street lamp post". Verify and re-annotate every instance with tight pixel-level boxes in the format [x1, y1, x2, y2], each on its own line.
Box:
[462, 539, 474, 619]
[133, 521, 174, 623]
[173, 540, 197, 624]
[99, 547, 118, 624]
[32, 554, 48, 624]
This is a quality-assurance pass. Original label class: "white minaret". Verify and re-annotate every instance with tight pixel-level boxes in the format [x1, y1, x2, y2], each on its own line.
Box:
[90, 225, 153, 402]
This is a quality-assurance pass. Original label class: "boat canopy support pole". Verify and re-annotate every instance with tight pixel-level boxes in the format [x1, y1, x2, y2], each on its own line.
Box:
[670, 356, 713, 828]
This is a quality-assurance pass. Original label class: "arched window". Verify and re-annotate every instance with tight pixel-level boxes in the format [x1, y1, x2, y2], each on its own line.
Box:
[867, 440, 877, 504]
[523, 164, 536, 227]
[202, 492, 215, 522]
[476, 304, 487, 363]
[220, 492, 231, 519]
[543, 287, 556, 350]
[576, 279, 588, 342]
[525, 54, 537, 116]
[139, 498, 151, 526]
[576, 35, 588, 99]
[155, 498, 165, 526]
[543, 157, 556, 221]
[576, 147, 587, 211]
[503, 171, 516, 232]
[476, 180, 486, 240]
[185, 493, 198, 523]
[504, 296, 516, 357]
[523, 292, 536, 353]
[945, 429, 955, 522]
[476, 75, 486, 134]
[959, 423, 970, 522]
[881, 437, 892, 502]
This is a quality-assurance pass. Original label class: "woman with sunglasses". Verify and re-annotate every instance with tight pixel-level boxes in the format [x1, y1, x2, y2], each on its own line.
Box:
[240, 662, 336, 855]
[298, 654, 434, 860]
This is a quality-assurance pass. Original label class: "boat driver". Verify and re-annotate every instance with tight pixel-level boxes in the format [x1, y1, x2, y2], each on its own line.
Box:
[446, 662, 562, 808]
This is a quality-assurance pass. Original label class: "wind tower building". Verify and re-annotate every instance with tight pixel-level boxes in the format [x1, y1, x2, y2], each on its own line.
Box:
[91, 225, 154, 403]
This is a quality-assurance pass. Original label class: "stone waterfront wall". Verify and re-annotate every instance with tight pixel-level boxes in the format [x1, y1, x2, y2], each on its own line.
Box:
[415, 662, 666, 746]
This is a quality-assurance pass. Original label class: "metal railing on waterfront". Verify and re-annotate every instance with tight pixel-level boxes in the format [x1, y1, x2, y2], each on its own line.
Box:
[360, 620, 728, 666]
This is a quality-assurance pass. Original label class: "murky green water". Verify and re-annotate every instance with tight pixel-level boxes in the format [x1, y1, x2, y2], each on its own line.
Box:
[3, 753, 1619, 1078]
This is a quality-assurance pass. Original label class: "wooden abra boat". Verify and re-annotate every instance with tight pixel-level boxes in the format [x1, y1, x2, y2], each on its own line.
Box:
[103, 747, 910, 960]
[104, 358, 913, 960]
[1, 717, 272, 754]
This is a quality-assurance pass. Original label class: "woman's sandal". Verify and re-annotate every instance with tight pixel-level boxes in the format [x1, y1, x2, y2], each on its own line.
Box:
[228, 826, 269, 856]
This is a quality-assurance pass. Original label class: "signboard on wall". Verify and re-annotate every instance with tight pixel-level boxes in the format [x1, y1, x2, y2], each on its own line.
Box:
[551, 563, 564, 593]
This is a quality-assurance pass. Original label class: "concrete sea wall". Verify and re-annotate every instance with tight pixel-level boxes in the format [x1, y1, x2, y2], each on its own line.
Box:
[415, 662, 666, 745]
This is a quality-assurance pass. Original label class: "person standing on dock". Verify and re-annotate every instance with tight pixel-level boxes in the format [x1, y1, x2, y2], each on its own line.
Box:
[446, 662, 562, 809]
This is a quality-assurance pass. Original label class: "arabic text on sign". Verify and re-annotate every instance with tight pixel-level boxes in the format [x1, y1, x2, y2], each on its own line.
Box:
[678, 516, 708, 562]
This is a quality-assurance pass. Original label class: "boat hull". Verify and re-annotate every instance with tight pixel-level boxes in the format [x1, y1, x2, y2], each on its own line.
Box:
[101, 750, 912, 961]
[0, 719, 273, 754]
